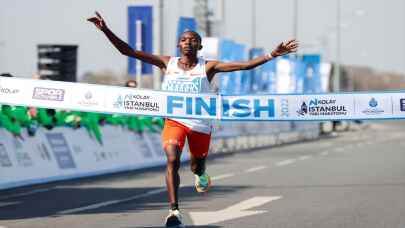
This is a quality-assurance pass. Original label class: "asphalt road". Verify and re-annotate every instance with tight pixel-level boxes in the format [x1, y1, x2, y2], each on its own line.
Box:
[1, 121, 405, 228]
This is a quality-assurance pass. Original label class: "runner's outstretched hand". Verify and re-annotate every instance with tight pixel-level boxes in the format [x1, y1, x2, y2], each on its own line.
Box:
[87, 11, 108, 31]
[270, 39, 299, 57]
[87, 11, 169, 70]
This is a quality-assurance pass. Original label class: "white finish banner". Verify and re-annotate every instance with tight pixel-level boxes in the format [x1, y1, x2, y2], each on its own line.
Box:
[1, 77, 405, 121]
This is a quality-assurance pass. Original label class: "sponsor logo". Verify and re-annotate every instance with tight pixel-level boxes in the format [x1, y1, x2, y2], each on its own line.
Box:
[76, 90, 99, 107]
[33, 87, 65, 101]
[46, 133, 76, 169]
[162, 77, 201, 93]
[400, 98, 405, 111]
[0, 144, 12, 167]
[167, 96, 275, 118]
[362, 97, 384, 115]
[85, 91, 92, 99]
[0, 82, 19, 94]
[280, 98, 289, 117]
[37, 142, 52, 161]
[297, 98, 347, 116]
[297, 102, 308, 116]
[13, 138, 33, 167]
[113, 95, 123, 108]
[114, 94, 159, 112]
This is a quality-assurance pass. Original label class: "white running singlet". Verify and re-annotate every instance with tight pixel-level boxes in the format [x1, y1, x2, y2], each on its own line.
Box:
[161, 57, 212, 134]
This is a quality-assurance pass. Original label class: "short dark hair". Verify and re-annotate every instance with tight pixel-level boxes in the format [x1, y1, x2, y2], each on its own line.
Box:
[179, 30, 202, 44]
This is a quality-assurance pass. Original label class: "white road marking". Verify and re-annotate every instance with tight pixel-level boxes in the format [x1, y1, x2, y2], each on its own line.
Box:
[0, 226, 8, 228]
[59, 172, 236, 214]
[244, 166, 267, 173]
[58, 188, 166, 214]
[298, 155, 312, 161]
[276, 159, 296, 166]
[0, 202, 20, 208]
[190, 196, 283, 225]
[0, 188, 55, 200]
[211, 173, 235, 181]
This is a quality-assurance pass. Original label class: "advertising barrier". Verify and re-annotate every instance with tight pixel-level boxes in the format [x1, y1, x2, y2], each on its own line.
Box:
[0, 121, 318, 190]
[1, 77, 405, 121]
[0, 126, 191, 190]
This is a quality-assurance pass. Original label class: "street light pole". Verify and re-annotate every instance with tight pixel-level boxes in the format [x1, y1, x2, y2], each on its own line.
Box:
[333, 0, 341, 92]
[135, 20, 143, 88]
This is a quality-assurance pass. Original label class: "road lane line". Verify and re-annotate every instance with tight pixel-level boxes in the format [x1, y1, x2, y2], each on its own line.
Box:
[0, 202, 21, 208]
[276, 159, 296, 166]
[211, 173, 235, 181]
[58, 188, 166, 214]
[244, 166, 267, 173]
[0, 188, 55, 200]
[59, 172, 237, 214]
[298, 155, 312, 161]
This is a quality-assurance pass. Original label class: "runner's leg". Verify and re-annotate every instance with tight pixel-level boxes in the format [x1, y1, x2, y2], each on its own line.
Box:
[162, 120, 188, 227]
[188, 130, 211, 193]
[162, 119, 187, 209]
[190, 155, 206, 176]
[164, 144, 182, 208]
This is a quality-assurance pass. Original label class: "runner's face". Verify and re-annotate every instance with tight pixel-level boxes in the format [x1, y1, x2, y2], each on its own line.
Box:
[178, 32, 201, 56]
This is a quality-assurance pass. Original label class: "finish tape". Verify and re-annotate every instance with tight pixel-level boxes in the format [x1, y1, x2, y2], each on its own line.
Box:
[1, 77, 405, 121]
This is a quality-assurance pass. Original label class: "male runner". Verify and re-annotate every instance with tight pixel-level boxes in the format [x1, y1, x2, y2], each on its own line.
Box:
[88, 11, 298, 227]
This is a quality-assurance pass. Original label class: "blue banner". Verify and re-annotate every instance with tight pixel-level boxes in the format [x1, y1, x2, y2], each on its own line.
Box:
[262, 59, 277, 93]
[302, 54, 321, 93]
[218, 39, 235, 95]
[128, 6, 153, 75]
[295, 59, 306, 93]
[218, 40, 247, 95]
[249, 48, 264, 93]
[234, 43, 248, 94]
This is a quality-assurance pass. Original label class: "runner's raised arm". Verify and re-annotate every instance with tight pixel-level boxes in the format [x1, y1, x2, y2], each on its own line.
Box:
[206, 39, 298, 80]
[87, 11, 170, 70]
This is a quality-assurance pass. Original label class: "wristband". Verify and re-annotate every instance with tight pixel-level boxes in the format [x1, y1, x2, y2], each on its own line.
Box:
[264, 53, 273, 61]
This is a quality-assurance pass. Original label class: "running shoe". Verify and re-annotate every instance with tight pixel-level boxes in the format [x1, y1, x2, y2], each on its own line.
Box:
[165, 209, 185, 228]
[194, 173, 211, 193]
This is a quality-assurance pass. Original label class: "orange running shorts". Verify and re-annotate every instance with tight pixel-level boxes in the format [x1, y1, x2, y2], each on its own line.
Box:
[161, 119, 211, 158]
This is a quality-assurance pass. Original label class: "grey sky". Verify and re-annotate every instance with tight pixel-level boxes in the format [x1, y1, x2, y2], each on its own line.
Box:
[223, 0, 405, 74]
[0, 0, 404, 79]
